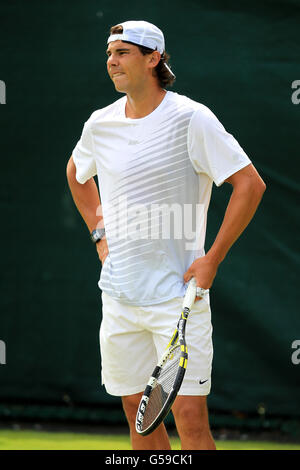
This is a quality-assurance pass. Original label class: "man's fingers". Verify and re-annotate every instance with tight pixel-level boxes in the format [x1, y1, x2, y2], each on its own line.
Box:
[101, 254, 108, 265]
[96, 240, 109, 265]
[183, 271, 193, 283]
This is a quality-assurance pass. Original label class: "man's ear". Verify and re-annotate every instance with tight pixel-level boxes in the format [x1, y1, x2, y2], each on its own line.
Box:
[148, 51, 161, 68]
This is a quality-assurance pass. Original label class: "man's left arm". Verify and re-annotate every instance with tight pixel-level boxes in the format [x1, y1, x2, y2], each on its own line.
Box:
[184, 163, 266, 291]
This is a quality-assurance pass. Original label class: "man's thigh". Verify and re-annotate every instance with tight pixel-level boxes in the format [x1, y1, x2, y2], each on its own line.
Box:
[100, 293, 158, 396]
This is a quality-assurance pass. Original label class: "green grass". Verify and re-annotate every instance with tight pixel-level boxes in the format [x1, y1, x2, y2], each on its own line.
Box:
[0, 430, 299, 450]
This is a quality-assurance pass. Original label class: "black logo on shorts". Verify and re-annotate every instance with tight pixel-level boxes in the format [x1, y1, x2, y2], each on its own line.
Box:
[199, 379, 208, 385]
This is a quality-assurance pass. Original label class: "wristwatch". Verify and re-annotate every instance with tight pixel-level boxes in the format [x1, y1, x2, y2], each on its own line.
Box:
[90, 228, 105, 244]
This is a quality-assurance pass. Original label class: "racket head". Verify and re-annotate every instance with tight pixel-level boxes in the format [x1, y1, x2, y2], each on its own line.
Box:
[135, 336, 188, 436]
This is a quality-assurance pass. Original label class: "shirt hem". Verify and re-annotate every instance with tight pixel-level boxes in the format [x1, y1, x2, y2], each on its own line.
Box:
[101, 382, 146, 397]
[214, 160, 251, 187]
[99, 284, 185, 307]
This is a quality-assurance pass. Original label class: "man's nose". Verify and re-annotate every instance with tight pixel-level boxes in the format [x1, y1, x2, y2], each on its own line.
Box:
[107, 54, 118, 66]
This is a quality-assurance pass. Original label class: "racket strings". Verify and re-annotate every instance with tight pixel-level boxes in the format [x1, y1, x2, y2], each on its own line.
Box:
[141, 345, 181, 430]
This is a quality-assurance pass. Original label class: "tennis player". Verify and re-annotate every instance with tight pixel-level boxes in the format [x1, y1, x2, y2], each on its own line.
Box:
[66, 20, 266, 450]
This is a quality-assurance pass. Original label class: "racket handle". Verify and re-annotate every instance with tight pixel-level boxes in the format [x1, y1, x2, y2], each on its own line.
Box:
[183, 277, 197, 309]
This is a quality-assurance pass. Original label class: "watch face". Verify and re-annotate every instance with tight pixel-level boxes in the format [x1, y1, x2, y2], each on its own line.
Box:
[96, 229, 105, 238]
[91, 229, 105, 243]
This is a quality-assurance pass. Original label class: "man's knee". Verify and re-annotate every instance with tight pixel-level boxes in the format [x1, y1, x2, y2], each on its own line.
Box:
[172, 396, 210, 433]
[122, 393, 143, 426]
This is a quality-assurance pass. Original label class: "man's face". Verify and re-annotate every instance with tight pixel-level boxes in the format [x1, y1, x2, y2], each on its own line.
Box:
[106, 40, 152, 94]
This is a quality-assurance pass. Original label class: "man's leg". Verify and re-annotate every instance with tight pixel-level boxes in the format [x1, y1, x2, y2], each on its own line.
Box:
[172, 396, 216, 450]
[122, 392, 171, 450]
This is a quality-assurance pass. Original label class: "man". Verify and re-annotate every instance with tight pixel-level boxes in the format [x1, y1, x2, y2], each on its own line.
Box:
[66, 20, 266, 450]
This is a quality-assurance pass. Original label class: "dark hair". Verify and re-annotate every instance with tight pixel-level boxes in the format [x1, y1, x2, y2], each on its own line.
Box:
[109, 25, 175, 88]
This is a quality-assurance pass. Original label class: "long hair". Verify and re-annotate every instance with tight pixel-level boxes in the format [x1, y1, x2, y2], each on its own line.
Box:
[109, 25, 175, 88]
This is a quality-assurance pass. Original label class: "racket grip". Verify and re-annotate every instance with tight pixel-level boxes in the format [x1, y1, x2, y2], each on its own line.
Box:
[183, 277, 197, 309]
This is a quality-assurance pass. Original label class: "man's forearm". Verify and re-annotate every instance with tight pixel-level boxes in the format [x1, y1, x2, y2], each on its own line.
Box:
[206, 168, 266, 266]
[184, 164, 266, 289]
[66, 156, 102, 233]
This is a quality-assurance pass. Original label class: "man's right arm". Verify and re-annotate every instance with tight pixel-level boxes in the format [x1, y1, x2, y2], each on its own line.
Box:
[66, 155, 108, 263]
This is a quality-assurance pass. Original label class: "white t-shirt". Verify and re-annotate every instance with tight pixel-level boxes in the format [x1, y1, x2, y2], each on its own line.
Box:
[72, 91, 251, 306]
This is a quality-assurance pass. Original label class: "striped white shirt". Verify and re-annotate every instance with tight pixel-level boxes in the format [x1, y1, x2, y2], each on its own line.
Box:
[73, 91, 251, 305]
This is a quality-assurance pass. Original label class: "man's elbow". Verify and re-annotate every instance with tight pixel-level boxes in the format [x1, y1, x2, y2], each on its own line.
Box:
[66, 156, 77, 184]
[244, 175, 266, 210]
[255, 175, 266, 200]
[236, 170, 266, 204]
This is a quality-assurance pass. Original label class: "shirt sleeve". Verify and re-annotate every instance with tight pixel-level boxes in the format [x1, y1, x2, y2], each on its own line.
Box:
[72, 118, 97, 184]
[188, 106, 251, 186]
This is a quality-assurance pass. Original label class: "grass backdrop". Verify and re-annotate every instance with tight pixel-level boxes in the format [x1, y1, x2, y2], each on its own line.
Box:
[0, 430, 299, 450]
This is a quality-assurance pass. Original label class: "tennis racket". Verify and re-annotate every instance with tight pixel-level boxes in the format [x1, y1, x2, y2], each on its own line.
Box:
[135, 277, 197, 436]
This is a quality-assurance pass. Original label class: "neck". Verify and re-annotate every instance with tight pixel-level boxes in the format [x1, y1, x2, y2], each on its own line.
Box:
[125, 85, 166, 119]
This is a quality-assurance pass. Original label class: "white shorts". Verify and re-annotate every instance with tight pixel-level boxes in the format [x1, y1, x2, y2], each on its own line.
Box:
[99, 291, 213, 397]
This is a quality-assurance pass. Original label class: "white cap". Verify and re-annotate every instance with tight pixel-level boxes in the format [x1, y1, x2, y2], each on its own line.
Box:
[107, 20, 165, 54]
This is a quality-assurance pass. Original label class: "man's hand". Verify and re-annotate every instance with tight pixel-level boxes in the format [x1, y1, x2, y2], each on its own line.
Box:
[184, 255, 219, 301]
[96, 237, 109, 265]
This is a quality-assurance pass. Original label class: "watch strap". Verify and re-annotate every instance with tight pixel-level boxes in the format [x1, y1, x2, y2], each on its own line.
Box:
[90, 228, 105, 244]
